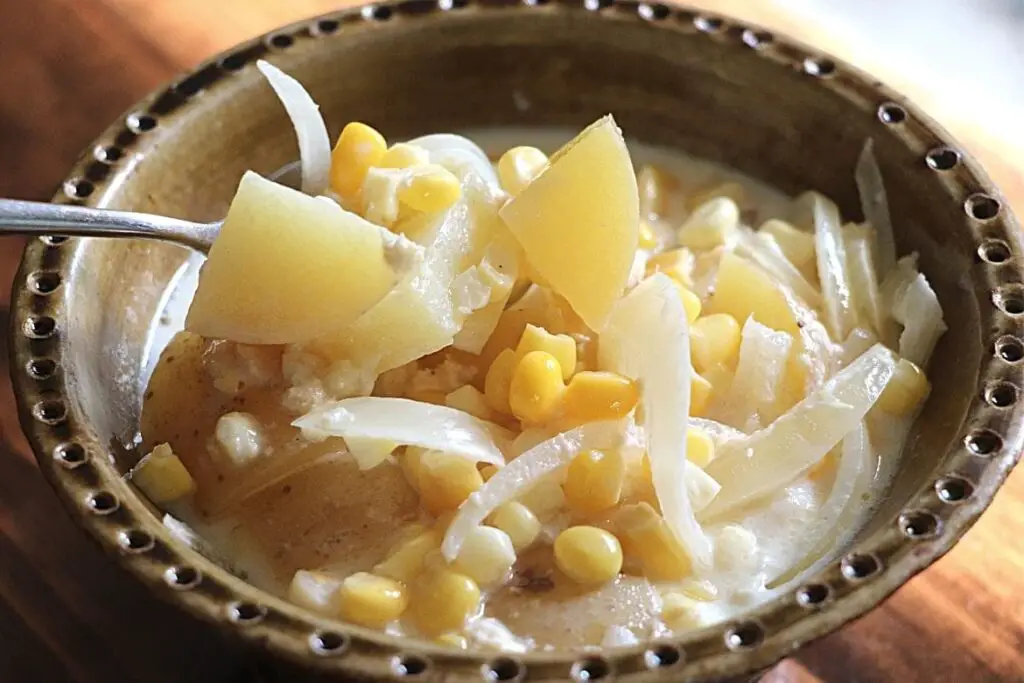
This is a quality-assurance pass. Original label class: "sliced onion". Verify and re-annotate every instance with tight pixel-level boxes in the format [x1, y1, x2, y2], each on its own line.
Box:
[891, 270, 947, 368]
[839, 327, 878, 368]
[442, 421, 624, 561]
[293, 397, 507, 469]
[843, 222, 887, 336]
[855, 139, 896, 278]
[686, 463, 721, 514]
[713, 317, 793, 431]
[600, 274, 713, 569]
[256, 60, 331, 197]
[736, 228, 822, 308]
[409, 134, 501, 187]
[700, 343, 896, 521]
[811, 192, 858, 341]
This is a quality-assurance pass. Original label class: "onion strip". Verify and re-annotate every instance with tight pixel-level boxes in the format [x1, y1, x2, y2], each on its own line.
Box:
[812, 192, 858, 341]
[855, 139, 896, 277]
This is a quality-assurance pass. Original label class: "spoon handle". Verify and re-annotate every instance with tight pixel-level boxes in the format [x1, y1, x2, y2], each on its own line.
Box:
[0, 199, 217, 253]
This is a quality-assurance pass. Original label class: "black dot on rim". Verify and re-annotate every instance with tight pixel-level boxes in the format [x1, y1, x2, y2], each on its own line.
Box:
[995, 335, 1024, 363]
[311, 631, 349, 655]
[55, 442, 87, 467]
[40, 235, 69, 246]
[878, 102, 907, 124]
[985, 382, 1017, 408]
[87, 491, 119, 514]
[936, 476, 973, 503]
[796, 583, 830, 607]
[584, 0, 614, 10]
[165, 565, 201, 589]
[572, 657, 611, 681]
[644, 644, 682, 669]
[316, 18, 340, 34]
[230, 602, 266, 623]
[841, 553, 880, 581]
[393, 654, 430, 677]
[127, 113, 157, 133]
[725, 621, 763, 650]
[804, 57, 836, 77]
[25, 315, 56, 339]
[64, 178, 94, 199]
[965, 193, 1000, 221]
[365, 4, 393, 20]
[979, 239, 1011, 264]
[220, 53, 247, 71]
[121, 529, 154, 553]
[742, 29, 773, 48]
[995, 287, 1024, 315]
[439, 0, 470, 9]
[33, 399, 66, 424]
[485, 657, 524, 681]
[966, 429, 1002, 456]
[925, 147, 960, 171]
[28, 271, 61, 294]
[26, 357, 57, 379]
[268, 33, 294, 49]
[899, 510, 940, 539]
[94, 145, 123, 163]
[693, 14, 722, 31]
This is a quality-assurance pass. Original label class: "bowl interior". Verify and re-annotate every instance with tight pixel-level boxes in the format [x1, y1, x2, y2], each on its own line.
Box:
[14, 4, 1024, 681]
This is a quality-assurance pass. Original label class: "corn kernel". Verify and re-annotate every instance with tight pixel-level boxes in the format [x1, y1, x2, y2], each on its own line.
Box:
[690, 313, 741, 373]
[330, 122, 387, 199]
[876, 358, 930, 415]
[685, 181, 746, 213]
[417, 451, 484, 515]
[488, 502, 541, 551]
[484, 348, 518, 415]
[378, 142, 429, 169]
[479, 464, 500, 481]
[690, 373, 713, 417]
[563, 449, 625, 516]
[671, 281, 702, 324]
[452, 525, 517, 585]
[553, 526, 623, 585]
[130, 443, 195, 504]
[614, 503, 692, 581]
[410, 568, 481, 636]
[645, 247, 694, 286]
[497, 146, 548, 196]
[375, 528, 440, 584]
[678, 197, 740, 251]
[446, 385, 493, 421]
[509, 351, 566, 424]
[437, 633, 468, 649]
[637, 164, 678, 219]
[687, 429, 715, 468]
[398, 164, 462, 213]
[516, 324, 577, 381]
[339, 572, 408, 628]
[639, 221, 659, 250]
[563, 371, 639, 423]
[760, 219, 816, 271]
[660, 592, 703, 630]
[678, 578, 719, 602]
[289, 569, 344, 615]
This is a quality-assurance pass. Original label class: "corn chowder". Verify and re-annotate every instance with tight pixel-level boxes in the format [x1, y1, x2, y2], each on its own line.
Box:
[134, 61, 945, 651]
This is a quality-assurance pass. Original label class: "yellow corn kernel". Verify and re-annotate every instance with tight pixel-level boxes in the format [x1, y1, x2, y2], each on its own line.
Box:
[484, 348, 518, 415]
[685, 181, 746, 213]
[488, 502, 541, 551]
[516, 324, 577, 381]
[509, 351, 566, 424]
[130, 443, 195, 504]
[374, 528, 440, 584]
[686, 429, 715, 468]
[563, 371, 639, 423]
[660, 592, 702, 630]
[876, 358, 929, 415]
[678, 197, 740, 251]
[338, 572, 408, 628]
[563, 449, 625, 516]
[690, 313, 741, 373]
[479, 464, 500, 481]
[639, 221, 659, 250]
[446, 385, 493, 421]
[690, 373, 713, 417]
[671, 281, 702, 324]
[437, 633, 468, 649]
[614, 503, 692, 581]
[497, 146, 548, 196]
[637, 164, 678, 219]
[378, 142, 429, 169]
[410, 568, 481, 636]
[417, 451, 484, 515]
[645, 247, 694, 286]
[288, 569, 344, 615]
[553, 526, 623, 585]
[678, 578, 719, 602]
[398, 165, 462, 213]
[330, 122, 388, 199]
[760, 219, 816, 271]
[452, 525, 517, 585]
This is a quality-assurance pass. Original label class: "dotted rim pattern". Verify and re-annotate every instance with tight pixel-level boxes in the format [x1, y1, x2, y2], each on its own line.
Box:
[9, 2, 1024, 682]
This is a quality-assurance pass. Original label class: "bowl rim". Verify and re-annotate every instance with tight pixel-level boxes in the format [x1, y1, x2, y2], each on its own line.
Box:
[9, 1, 1024, 680]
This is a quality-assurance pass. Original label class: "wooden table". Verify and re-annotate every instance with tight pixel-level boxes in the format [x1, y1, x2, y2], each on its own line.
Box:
[0, 1, 1020, 681]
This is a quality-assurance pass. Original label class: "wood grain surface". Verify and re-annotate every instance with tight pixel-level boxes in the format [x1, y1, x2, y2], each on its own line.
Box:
[0, 1, 1021, 682]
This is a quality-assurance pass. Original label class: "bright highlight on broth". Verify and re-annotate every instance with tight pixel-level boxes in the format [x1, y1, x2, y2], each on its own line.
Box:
[133, 60, 946, 651]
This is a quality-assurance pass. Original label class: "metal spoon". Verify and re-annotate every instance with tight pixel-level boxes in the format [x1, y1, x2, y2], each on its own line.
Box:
[0, 199, 220, 253]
